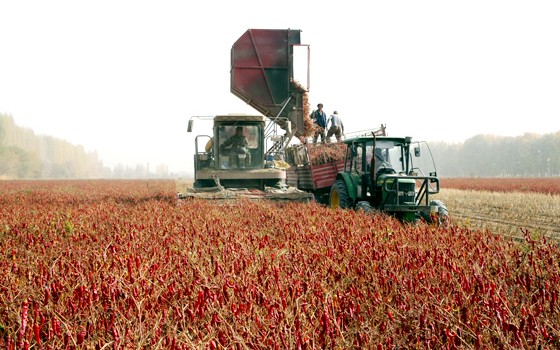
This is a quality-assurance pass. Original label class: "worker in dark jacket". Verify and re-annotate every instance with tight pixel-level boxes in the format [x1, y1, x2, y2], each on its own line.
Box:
[311, 103, 327, 143]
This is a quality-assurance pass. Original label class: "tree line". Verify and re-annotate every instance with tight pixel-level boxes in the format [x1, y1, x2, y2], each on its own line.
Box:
[429, 132, 560, 177]
[2, 113, 558, 179]
[0, 114, 172, 179]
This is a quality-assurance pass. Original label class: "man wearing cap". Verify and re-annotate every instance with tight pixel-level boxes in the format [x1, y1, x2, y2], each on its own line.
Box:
[326, 110, 344, 143]
[220, 126, 251, 167]
[310, 103, 327, 143]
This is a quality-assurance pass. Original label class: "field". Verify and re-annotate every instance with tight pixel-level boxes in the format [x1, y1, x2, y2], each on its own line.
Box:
[436, 178, 560, 241]
[1, 179, 559, 349]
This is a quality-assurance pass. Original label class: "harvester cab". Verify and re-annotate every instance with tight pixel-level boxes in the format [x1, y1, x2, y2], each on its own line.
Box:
[330, 135, 448, 224]
[215, 117, 261, 170]
[190, 114, 282, 190]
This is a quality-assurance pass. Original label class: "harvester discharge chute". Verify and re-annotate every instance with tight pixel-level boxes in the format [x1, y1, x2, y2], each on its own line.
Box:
[231, 29, 308, 139]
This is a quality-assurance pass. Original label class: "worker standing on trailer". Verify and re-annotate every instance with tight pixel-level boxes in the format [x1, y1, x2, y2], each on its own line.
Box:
[311, 103, 328, 143]
[326, 110, 344, 143]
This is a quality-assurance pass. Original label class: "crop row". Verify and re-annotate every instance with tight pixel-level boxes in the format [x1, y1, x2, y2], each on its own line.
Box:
[0, 180, 559, 349]
[440, 177, 560, 195]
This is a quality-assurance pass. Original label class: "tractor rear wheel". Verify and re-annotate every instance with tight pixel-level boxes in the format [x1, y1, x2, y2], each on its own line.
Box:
[330, 179, 352, 209]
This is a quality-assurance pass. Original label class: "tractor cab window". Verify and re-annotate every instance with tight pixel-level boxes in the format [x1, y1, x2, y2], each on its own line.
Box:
[374, 140, 399, 175]
[352, 143, 364, 175]
[409, 141, 437, 177]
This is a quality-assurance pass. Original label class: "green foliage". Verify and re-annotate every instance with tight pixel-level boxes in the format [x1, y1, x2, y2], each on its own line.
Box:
[64, 220, 75, 236]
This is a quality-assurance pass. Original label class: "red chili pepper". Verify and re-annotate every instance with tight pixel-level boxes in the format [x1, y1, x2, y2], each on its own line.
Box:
[77, 328, 86, 344]
[20, 300, 29, 343]
[33, 324, 41, 346]
[52, 318, 61, 337]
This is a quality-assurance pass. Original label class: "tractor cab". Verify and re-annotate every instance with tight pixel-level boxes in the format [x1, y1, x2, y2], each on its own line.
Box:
[344, 136, 439, 200]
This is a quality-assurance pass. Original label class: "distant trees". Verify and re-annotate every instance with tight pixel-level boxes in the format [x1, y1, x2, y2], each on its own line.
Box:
[0, 114, 106, 179]
[430, 132, 560, 177]
[0, 114, 176, 179]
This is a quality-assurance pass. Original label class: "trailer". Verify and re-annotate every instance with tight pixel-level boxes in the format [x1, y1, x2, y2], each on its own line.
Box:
[285, 142, 346, 203]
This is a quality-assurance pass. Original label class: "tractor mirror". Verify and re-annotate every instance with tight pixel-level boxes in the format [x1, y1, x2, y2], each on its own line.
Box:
[414, 146, 420, 157]
[187, 119, 194, 132]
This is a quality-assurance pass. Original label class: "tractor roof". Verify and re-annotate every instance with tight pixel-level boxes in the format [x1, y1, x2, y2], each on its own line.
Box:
[342, 136, 412, 145]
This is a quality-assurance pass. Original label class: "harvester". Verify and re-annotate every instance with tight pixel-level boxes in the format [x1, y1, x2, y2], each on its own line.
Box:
[179, 29, 313, 201]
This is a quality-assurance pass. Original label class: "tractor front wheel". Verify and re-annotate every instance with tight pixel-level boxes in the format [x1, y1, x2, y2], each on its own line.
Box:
[329, 179, 352, 209]
[420, 200, 449, 226]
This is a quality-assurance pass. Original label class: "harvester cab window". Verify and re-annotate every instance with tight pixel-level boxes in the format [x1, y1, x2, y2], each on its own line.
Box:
[219, 125, 259, 148]
[218, 125, 260, 169]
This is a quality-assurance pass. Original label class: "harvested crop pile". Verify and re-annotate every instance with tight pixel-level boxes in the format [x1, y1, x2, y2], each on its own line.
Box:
[301, 91, 316, 138]
[307, 142, 347, 166]
[290, 81, 316, 138]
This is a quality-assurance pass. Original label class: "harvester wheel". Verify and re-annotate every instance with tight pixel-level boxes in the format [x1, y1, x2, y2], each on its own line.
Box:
[329, 179, 351, 209]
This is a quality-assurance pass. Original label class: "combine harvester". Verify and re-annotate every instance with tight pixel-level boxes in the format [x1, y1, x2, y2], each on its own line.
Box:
[179, 29, 313, 202]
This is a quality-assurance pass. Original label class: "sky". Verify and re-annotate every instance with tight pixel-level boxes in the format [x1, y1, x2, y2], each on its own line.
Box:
[1, 1, 559, 174]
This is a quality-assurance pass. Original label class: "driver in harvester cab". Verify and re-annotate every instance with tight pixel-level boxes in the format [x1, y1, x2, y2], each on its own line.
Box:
[220, 126, 251, 167]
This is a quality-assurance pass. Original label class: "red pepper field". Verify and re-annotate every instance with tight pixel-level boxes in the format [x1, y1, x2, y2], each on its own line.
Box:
[1, 179, 559, 349]
[441, 177, 560, 195]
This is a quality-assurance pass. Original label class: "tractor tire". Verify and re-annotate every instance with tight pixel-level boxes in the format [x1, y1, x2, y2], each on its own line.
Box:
[432, 200, 449, 227]
[356, 201, 374, 213]
[420, 200, 449, 226]
[329, 179, 352, 209]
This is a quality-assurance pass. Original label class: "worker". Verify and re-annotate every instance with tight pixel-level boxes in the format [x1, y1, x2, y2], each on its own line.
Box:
[326, 110, 344, 143]
[310, 103, 327, 144]
[220, 126, 251, 167]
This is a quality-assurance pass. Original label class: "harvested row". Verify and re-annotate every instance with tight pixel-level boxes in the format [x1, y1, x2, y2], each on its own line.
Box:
[434, 188, 560, 241]
[0, 180, 559, 349]
[441, 177, 560, 195]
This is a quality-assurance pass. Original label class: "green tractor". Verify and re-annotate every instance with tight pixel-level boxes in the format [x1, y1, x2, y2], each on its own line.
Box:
[329, 135, 448, 224]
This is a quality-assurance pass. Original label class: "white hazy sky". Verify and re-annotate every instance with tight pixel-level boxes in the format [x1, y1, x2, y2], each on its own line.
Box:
[1, 1, 559, 174]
